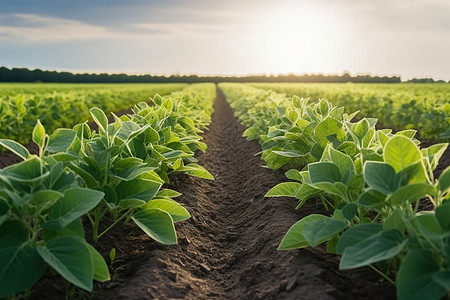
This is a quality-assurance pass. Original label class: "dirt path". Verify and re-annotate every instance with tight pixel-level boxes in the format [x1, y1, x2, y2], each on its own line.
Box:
[101, 88, 395, 299]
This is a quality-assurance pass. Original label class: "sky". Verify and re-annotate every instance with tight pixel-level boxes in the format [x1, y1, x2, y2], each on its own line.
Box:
[0, 0, 449, 80]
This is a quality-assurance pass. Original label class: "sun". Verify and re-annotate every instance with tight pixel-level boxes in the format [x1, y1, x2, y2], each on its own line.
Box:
[250, 4, 337, 74]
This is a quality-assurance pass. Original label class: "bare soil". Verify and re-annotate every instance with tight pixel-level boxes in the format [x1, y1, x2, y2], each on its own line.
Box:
[3, 87, 449, 299]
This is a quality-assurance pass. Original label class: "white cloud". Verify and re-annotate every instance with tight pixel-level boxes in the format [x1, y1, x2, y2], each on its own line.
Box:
[0, 14, 112, 42]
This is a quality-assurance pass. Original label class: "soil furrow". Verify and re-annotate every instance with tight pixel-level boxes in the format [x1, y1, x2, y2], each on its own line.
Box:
[105, 87, 396, 299]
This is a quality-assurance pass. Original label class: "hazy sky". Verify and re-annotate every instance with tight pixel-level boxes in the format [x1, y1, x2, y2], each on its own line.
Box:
[0, 0, 449, 80]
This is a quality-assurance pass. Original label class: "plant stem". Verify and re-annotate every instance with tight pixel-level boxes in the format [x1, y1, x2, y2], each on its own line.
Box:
[369, 265, 396, 286]
[95, 211, 131, 241]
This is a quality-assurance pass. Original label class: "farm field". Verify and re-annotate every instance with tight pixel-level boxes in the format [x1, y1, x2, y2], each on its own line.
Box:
[0, 83, 187, 143]
[1, 83, 449, 299]
[248, 82, 450, 140]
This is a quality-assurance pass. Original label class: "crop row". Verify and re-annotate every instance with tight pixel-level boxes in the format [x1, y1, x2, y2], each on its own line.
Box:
[248, 82, 450, 140]
[220, 83, 450, 300]
[0, 83, 215, 298]
[0, 83, 187, 143]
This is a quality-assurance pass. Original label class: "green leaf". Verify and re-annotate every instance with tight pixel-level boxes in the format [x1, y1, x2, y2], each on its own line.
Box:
[309, 161, 341, 183]
[336, 224, 383, 256]
[271, 150, 306, 157]
[0, 245, 45, 298]
[37, 236, 94, 291]
[397, 250, 450, 300]
[145, 199, 190, 222]
[90, 107, 108, 133]
[155, 189, 182, 198]
[314, 117, 346, 147]
[87, 244, 110, 282]
[285, 169, 302, 181]
[436, 201, 450, 231]
[0, 139, 30, 160]
[340, 229, 406, 269]
[46, 129, 77, 153]
[179, 163, 214, 180]
[116, 178, 162, 202]
[302, 218, 348, 246]
[278, 214, 327, 250]
[389, 183, 436, 206]
[324, 146, 355, 182]
[30, 190, 64, 210]
[358, 189, 387, 208]
[384, 135, 422, 173]
[45, 188, 104, 230]
[438, 166, 450, 194]
[383, 209, 406, 232]
[364, 162, 397, 194]
[132, 208, 177, 244]
[265, 182, 301, 197]
[118, 199, 146, 209]
[32, 120, 46, 148]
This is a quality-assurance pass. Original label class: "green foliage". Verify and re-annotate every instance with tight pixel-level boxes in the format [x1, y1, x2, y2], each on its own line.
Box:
[0, 83, 187, 144]
[223, 83, 450, 299]
[0, 83, 215, 297]
[249, 82, 450, 140]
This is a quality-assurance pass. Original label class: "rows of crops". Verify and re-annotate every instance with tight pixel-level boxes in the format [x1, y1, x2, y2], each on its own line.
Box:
[220, 83, 450, 300]
[0, 83, 187, 143]
[248, 83, 450, 140]
[0, 83, 215, 298]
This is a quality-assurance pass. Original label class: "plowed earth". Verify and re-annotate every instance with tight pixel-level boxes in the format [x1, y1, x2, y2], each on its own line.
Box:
[2, 87, 449, 299]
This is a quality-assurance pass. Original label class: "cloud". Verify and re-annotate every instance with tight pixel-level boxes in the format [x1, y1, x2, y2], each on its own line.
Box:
[0, 13, 112, 42]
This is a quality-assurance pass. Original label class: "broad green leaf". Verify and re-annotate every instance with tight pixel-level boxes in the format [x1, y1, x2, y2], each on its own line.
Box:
[90, 107, 108, 133]
[37, 236, 94, 291]
[340, 229, 406, 269]
[278, 214, 327, 250]
[46, 129, 77, 153]
[43, 219, 85, 241]
[156, 189, 182, 198]
[309, 161, 341, 183]
[358, 189, 387, 208]
[132, 208, 177, 244]
[384, 135, 422, 173]
[293, 184, 322, 205]
[145, 199, 190, 222]
[436, 201, 450, 231]
[0, 220, 28, 248]
[285, 169, 302, 181]
[116, 178, 162, 202]
[324, 146, 354, 183]
[271, 150, 306, 158]
[413, 214, 442, 238]
[265, 182, 301, 197]
[45, 188, 104, 230]
[68, 163, 99, 188]
[438, 166, 450, 194]
[314, 117, 346, 147]
[1, 157, 46, 184]
[364, 162, 397, 194]
[179, 163, 214, 180]
[338, 224, 383, 255]
[313, 182, 348, 199]
[87, 244, 110, 282]
[302, 218, 348, 246]
[383, 209, 406, 232]
[32, 120, 46, 148]
[30, 190, 64, 210]
[389, 183, 435, 206]
[0, 139, 30, 160]
[0, 245, 45, 298]
[397, 250, 450, 300]
[118, 198, 146, 209]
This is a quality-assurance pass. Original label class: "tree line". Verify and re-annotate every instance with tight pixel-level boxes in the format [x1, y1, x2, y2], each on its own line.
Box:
[0, 66, 446, 83]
